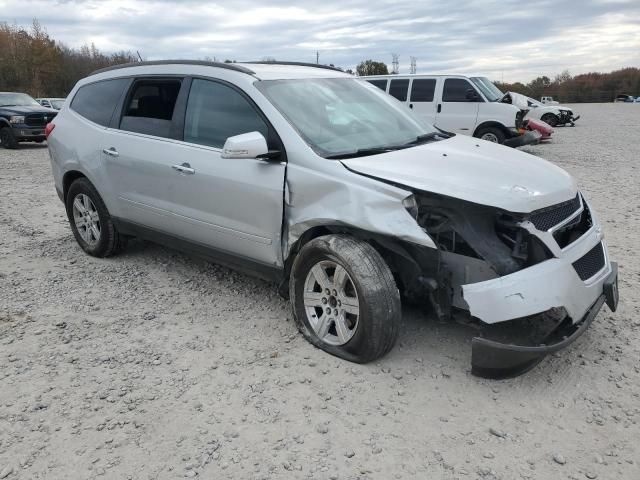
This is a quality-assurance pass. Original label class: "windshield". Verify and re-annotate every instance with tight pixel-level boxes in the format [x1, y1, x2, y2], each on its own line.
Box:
[256, 78, 439, 158]
[470, 77, 503, 102]
[51, 99, 65, 109]
[0, 93, 40, 107]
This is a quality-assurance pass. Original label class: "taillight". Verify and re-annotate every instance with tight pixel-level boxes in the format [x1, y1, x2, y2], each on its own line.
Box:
[45, 122, 55, 139]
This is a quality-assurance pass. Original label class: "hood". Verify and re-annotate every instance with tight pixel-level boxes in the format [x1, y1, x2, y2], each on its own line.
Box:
[341, 134, 577, 213]
[1, 105, 57, 115]
[502, 91, 530, 110]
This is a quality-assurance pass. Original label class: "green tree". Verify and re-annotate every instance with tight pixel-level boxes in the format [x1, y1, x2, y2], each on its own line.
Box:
[356, 60, 389, 76]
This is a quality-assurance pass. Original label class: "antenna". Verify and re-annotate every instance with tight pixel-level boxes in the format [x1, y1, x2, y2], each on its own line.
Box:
[391, 53, 399, 74]
[136, 50, 143, 62]
[410, 56, 416, 74]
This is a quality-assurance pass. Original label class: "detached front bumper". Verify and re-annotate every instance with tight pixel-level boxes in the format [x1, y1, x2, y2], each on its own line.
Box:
[503, 130, 541, 148]
[471, 262, 618, 378]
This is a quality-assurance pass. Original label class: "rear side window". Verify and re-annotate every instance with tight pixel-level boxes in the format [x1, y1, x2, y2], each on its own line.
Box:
[120, 79, 182, 138]
[367, 79, 388, 91]
[70, 78, 129, 126]
[410, 79, 436, 102]
[184, 79, 268, 149]
[443, 78, 475, 102]
[389, 79, 409, 101]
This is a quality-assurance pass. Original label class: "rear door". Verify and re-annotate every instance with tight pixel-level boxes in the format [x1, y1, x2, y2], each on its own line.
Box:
[101, 76, 189, 232]
[435, 77, 480, 134]
[408, 77, 437, 124]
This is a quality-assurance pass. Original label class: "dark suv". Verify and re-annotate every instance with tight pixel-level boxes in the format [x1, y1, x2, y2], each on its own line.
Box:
[0, 92, 57, 148]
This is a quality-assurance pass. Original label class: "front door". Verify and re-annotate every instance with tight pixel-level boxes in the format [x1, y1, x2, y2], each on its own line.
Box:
[435, 78, 480, 135]
[166, 78, 286, 267]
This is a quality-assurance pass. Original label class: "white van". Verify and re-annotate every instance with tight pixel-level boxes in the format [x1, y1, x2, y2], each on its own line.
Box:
[365, 74, 535, 147]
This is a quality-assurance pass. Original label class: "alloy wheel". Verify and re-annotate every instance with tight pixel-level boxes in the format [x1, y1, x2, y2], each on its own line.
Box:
[72, 194, 101, 246]
[303, 260, 360, 346]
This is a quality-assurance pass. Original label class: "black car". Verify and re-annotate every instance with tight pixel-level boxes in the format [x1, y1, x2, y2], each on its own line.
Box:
[0, 92, 57, 148]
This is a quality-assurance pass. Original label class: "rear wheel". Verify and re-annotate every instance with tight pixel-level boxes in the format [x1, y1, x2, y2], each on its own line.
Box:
[0, 127, 18, 149]
[290, 235, 401, 363]
[541, 113, 559, 127]
[475, 127, 506, 144]
[66, 178, 127, 257]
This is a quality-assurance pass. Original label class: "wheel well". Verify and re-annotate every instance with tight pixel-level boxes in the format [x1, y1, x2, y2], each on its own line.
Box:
[279, 225, 428, 300]
[473, 121, 509, 138]
[62, 171, 87, 202]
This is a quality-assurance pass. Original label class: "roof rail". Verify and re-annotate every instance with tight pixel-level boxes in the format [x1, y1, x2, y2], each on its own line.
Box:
[90, 60, 255, 76]
[245, 61, 344, 72]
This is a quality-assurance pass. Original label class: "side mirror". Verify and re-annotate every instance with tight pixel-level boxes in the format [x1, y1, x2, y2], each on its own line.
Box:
[221, 131, 269, 159]
[466, 89, 480, 102]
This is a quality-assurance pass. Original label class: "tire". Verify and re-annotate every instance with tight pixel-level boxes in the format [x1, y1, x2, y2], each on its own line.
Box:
[475, 127, 506, 144]
[0, 127, 18, 149]
[65, 177, 127, 257]
[541, 113, 559, 127]
[290, 234, 401, 363]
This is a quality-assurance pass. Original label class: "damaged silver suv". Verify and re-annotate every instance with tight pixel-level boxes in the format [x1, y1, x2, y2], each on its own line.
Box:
[46, 61, 618, 378]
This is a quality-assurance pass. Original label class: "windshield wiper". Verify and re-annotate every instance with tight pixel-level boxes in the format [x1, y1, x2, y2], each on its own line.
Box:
[325, 145, 409, 159]
[401, 131, 450, 146]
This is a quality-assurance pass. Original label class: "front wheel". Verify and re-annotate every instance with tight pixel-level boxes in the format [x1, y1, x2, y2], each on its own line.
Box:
[290, 235, 401, 363]
[475, 127, 506, 144]
[0, 127, 18, 149]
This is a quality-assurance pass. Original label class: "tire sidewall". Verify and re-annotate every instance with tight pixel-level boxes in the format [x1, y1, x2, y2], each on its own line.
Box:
[291, 239, 384, 363]
[477, 127, 505, 144]
[65, 180, 112, 257]
[0, 127, 17, 149]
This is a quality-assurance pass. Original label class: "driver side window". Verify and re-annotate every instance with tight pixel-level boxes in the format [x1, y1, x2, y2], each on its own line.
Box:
[184, 79, 269, 149]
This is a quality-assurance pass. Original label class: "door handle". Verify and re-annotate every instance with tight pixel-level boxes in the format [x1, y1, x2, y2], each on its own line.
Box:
[102, 147, 119, 157]
[172, 163, 195, 175]
[437, 104, 442, 113]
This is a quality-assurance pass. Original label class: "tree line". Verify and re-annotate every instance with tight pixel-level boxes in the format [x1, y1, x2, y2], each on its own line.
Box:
[1, 20, 638, 103]
[495, 68, 640, 103]
[0, 20, 137, 98]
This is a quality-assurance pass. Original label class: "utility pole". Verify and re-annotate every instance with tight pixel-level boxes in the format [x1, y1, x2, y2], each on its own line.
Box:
[410, 56, 416, 74]
[391, 53, 399, 74]
[316, 51, 319, 64]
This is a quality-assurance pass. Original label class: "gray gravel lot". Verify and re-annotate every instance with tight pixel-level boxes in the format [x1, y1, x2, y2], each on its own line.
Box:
[1, 103, 639, 480]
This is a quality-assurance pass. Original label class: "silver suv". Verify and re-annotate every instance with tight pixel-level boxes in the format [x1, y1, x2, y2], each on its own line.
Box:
[47, 61, 618, 378]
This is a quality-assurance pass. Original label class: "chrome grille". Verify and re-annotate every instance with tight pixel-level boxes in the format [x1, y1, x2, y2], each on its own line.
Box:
[25, 112, 56, 127]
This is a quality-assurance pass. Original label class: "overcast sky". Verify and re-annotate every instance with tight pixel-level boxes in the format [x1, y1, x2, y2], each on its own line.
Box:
[1, 0, 639, 82]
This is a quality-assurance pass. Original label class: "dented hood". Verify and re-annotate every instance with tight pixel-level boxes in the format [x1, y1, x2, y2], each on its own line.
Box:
[341, 134, 577, 213]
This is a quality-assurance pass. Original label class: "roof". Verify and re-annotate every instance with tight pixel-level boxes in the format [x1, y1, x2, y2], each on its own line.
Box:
[364, 73, 486, 79]
[90, 60, 351, 81]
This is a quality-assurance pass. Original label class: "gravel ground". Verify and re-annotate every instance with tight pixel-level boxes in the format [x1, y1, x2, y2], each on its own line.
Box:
[1, 103, 639, 480]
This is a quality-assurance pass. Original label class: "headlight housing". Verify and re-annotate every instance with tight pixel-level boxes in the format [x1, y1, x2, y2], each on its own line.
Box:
[9, 115, 25, 124]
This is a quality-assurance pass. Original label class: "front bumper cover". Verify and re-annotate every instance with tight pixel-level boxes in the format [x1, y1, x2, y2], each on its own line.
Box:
[471, 262, 618, 379]
[503, 130, 541, 148]
[14, 126, 46, 140]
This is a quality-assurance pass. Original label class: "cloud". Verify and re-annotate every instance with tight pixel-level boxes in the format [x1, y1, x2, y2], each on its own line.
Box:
[1, 0, 639, 81]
